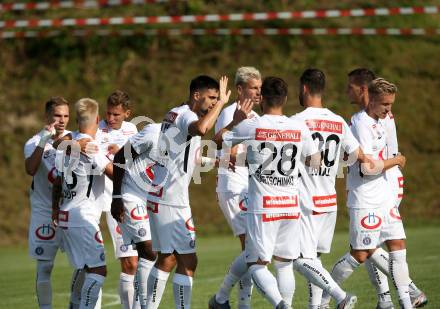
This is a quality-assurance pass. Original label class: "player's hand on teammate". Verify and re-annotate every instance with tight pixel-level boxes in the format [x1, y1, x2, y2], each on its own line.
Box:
[111, 198, 125, 223]
[107, 144, 120, 155]
[218, 76, 232, 105]
[396, 153, 406, 169]
[232, 98, 254, 126]
[52, 208, 59, 227]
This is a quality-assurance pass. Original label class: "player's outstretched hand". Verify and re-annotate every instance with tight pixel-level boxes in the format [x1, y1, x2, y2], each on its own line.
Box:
[233, 98, 253, 125]
[111, 198, 125, 223]
[218, 76, 232, 104]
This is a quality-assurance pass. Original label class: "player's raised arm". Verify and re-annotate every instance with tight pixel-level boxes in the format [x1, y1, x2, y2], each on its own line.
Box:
[188, 76, 231, 137]
[25, 123, 56, 176]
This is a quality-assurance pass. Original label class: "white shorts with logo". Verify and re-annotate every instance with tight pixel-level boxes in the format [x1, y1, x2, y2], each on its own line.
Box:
[217, 191, 247, 236]
[60, 224, 106, 269]
[245, 212, 300, 263]
[380, 206, 406, 243]
[300, 209, 337, 258]
[28, 211, 62, 260]
[349, 208, 384, 250]
[106, 212, 138, 258]
[119, 193, 151, 246]
[147, 201, 196, 254]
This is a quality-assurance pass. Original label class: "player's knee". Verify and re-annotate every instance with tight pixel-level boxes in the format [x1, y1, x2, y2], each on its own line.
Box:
[120, 256, 138, 274]
[37, 260, 54, 280]
[156, 253, 177, 272]
[86, 265, 107, 277]
[136, 241, 157, 261]
[385, 239, 406, 251]
[350, 249, 369, 263]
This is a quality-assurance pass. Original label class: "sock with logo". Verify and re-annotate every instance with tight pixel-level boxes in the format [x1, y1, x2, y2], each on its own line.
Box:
[118, 272, 138, 309]
[216, 251, 248, 304]
[36, 260, 54, 309]
[307, 257, 324, 308]
[249, 264, 283, 307]
[146, 267, 170, 309]
[173, 273, 193, 309]
[136, 258, 155, 308]
[273, 260, 295, 306]
[389, 250, 412, 309]
[237, 271, 253, 309]
[365, 259, 392, 303]
[80, 273, 105, 308]
[70, 268, 86, 309]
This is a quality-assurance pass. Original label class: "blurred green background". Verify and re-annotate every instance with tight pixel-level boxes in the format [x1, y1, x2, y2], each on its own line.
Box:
[1, 0, 439, 245]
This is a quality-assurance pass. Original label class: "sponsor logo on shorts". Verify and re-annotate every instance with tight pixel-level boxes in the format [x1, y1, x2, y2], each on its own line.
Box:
[189, 239, 196, 248]
[130, 204, 149, 220]
[263, 195, 298, 209]
[35, 224, 56, 240]
[94, 231, 104, 244]
[138, 228, 147, 237]
[100, 252, 105, 261]
[147, 200, 159, 213]
[389, 207, 401, 220]
[185, 217, 196, 232]
[239, 196, 248, 211]
[360, 212, 382, 230]
[120, 245, 128, 252]
[35, 247, 44, 255]
[363, 236, 372, 245]
[262, 213, 300, 222]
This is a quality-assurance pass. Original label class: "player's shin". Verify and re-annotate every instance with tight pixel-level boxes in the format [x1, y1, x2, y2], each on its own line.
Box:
[173, 273, 193, 309]
[146, 267, 170, 308]
[216, 251, 248, 304]
[365, 259, 392, 303]
[238, 271, 253, 309]
[307, 258, 324, 309]
[36, 260, 54, 309]
[273, 260, 295, 306]
[70, 268, 85, 309]
[118, 272, 137, 309]
[249, 264, 284, 307]
[79, 273, 105, 309]
[389, 250, 412, 308]
[136, 258, 155, 307]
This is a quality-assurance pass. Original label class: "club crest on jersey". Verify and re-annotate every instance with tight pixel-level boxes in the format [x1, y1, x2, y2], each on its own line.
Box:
[35, 247, 44, 255]
[35, 224, 56, 240]
[94, 231, 104, 244]
[361, 213, 382, 230]
[185, 217, 196, 232]
[389, 207, 401, 220]
[130, 204, 149, 220]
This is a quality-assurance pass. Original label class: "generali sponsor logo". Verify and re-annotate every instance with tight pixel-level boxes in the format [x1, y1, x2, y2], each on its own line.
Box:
[255, 129, 301, 142]
[305, 119, 342, 134]
[263, 195, 298, 208]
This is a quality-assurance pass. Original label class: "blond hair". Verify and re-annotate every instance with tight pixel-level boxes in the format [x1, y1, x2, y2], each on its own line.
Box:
[235, 66, 261, 86]
[368, 78, 398, 98]
[75, 98, 99, 127]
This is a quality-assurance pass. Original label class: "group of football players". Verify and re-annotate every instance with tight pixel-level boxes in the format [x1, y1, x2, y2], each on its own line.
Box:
[24, 67, 428, 309]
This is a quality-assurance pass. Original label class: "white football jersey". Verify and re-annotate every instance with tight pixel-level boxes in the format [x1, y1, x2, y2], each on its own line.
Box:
[223, 114, 318, 214]
[96, 120, 137, 212]
[24, 130, 71, 217]
[58, 132, 110, 227]
[215, 102, 259, 194]
[347, 111, 393, 209]
[148, 104, 201, 207]
[122, 123, 161, 197]
[294, 107, 359, 213]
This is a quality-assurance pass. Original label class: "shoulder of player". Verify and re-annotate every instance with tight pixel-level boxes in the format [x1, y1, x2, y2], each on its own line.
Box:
[121, 121, 138, 134]
[25, 133, 41, 146]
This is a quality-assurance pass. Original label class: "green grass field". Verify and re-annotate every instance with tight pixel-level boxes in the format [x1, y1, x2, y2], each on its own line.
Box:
[1, 227, 438, 309]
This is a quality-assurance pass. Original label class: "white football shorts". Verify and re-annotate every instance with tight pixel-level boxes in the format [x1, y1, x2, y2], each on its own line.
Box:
[28, 210, 62, 260]
[119, 192, 151, 246]
[349, 208, 384, 250]
[106, 211, 138, 258]
[217, 191, 247, 236]
[380, 206, 406, 243]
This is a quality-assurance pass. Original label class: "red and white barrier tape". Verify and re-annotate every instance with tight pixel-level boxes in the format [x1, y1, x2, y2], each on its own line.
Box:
[1, 5, 439, 29]
[1, 28, 439, 39]
[0, 0, 174, 12]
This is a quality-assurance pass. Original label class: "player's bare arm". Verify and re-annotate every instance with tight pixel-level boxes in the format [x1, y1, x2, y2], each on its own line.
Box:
[51, 175, 63, 226]
[188, 76, 231, 136]
[359, 149, 405, 175]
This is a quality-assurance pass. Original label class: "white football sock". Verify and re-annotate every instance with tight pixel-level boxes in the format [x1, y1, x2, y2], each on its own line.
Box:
[133, 273, 141, 309]
[216, 251, 248, 304]
[365, 259, 392, 302]
[409, 281, 421, 293]
[80, 273, 105, 308]
[146, 266, 170, 309]
[136, 258, 155, 307]
[389, 250, 412, 308]
[70, 268, 86, 309]
[119, 272, 136, 309]
[36, 260, 54, 309]
[249, 264, 283, 307]
[273, 260, 295, 306]
[173, 273, 193, 309]
[238, 271, 253, 309]
[368, 247, 390, 275]
[94, 290, 102, 309]
[293, 258, 346, 304]
[307, 258, 324, 308]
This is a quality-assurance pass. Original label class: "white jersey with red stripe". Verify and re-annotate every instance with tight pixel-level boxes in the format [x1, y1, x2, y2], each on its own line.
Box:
[96, 120, 137, 212]
[294, 107, 359, 213]
[57, 132, 110, 227]
[223, 114, 318, 214]
[347, 110, 393, 209]
[148, 104, 201, 207]
[24, 130, 71, 217]
[215, 102, 259, 194]
[122, 123, 161, 197]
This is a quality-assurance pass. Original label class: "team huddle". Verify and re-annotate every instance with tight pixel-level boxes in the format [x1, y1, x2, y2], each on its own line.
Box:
[24, 67, 428, 309]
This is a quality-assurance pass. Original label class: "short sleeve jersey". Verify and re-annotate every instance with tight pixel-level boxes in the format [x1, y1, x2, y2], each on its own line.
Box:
[223, 114, 318, 214]
[96, 120, 137, 211]
[148, 105, 201, 207]
[215, 102, 259, 194]
[58, 132, 110, 227]
[24, 130, 71, 217]
[294, 107, 359, 212]
[347, 110, 392, 209]
[122, 123, 161, 197]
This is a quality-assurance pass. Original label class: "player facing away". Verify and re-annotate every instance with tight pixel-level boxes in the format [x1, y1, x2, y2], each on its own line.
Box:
[111, 122, 161, 308]
[95, 91, 141, 309]
[343, 68, 427, 308]
[321, 78, 415, 309]
[210, 66, 262, 309]
[24, 97, 70, 309]
[141, 75, 231, 309]
[52, 98, 113, 309]
[293, 69, 361, 309]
